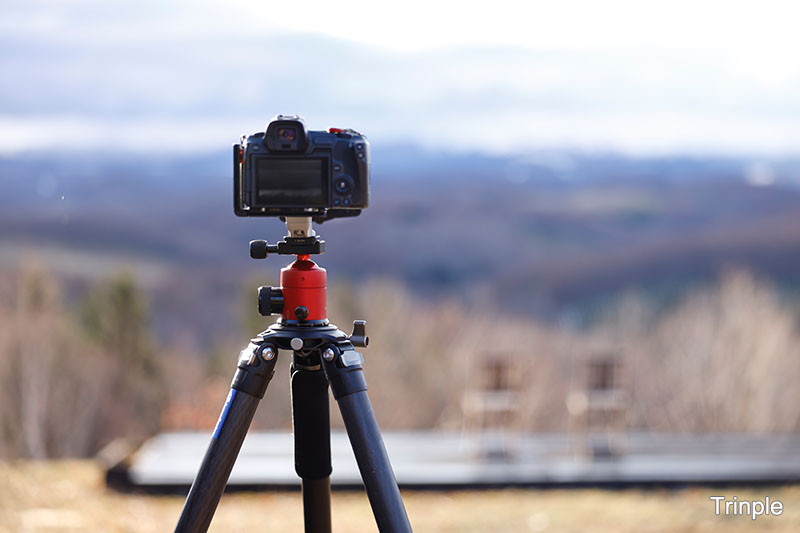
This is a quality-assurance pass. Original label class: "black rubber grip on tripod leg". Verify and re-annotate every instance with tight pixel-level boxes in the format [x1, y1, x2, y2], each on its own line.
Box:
[291, 365, 332, 479]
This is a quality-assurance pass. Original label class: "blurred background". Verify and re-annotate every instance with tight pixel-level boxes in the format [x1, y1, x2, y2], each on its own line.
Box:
[3, 0, 800, 531]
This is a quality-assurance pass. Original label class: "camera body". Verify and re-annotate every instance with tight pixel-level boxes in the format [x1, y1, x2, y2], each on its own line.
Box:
[234, 115, 370, 222]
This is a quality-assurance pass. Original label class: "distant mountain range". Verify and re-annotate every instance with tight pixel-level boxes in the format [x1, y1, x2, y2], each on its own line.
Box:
[3, 148, 800, 346]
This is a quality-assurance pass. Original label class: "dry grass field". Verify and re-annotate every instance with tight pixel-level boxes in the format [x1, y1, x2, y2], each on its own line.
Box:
[2, 461, 800, 532]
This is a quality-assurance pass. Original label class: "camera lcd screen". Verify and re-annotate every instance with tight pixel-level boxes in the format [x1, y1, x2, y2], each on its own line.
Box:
[255, 158, 327, 206]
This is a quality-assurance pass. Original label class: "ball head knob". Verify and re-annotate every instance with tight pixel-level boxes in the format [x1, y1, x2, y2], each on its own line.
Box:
[257, 286, 284, 316]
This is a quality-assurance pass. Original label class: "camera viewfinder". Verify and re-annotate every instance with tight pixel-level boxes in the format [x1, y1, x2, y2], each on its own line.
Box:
[278, 127, 297, 142]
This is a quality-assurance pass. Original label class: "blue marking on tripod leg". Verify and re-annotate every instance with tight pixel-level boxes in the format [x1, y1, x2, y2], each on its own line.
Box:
[212, 389, 237, 439]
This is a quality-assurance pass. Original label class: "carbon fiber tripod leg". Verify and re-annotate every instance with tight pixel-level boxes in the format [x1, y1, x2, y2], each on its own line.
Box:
[320, 344, 412, 533]
[175, 341, 278, 533]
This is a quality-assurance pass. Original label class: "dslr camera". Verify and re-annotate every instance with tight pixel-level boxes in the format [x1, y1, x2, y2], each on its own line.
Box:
[234, 115, 370, 222]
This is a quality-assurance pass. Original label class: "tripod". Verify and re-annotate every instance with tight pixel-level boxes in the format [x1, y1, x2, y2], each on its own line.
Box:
[175, 218, 412, 532]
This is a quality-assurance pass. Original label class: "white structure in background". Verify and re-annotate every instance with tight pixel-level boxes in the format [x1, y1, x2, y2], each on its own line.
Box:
[461, 354, 523, 460]
[567, 354, 629, 460]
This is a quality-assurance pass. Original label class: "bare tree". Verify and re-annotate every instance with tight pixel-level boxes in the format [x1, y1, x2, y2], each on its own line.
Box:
[0, 262, 111, 458]
[622, 270, 800, 432]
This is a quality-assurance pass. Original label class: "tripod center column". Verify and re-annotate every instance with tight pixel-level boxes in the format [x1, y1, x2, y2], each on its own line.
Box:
[280, 255, 327, 323]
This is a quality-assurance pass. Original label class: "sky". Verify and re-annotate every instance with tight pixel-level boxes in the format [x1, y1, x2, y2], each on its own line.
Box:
[258, 0, 798, 54]
[2, 0, 800, 156]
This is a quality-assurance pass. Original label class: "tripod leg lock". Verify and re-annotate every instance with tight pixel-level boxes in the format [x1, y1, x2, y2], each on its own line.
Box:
[231, 342, 279, 398]
[320, 343, 368, 400]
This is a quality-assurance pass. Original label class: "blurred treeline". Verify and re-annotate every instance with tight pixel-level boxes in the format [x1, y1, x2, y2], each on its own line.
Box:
[1, 261, 799, 459]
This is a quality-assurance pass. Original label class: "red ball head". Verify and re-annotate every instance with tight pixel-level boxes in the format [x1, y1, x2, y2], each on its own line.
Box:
[280, 256, 327, 322]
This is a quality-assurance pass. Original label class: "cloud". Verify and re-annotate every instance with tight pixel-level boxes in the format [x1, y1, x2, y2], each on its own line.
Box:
[2, 0, 800, 155]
